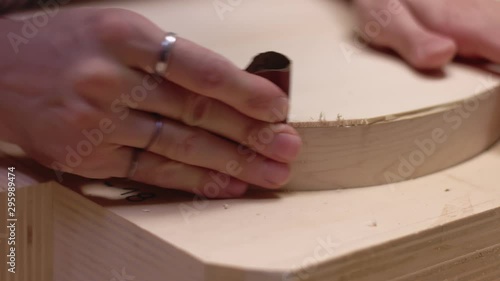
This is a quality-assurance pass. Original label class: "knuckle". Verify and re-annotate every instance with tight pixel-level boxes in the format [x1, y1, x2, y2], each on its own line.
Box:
[147, 161, 186, 185]
[243, 121, 266, 143]
[354, 0, 380, 13]
[91, 9, 136, 45]
[196, 56, 233, 91]
[244, 95, 273, 112]
[62, 102, 102, 129]
[71, 58, 122, 97]
[159, 128, 204, 161]
[182, 94, 212, 126]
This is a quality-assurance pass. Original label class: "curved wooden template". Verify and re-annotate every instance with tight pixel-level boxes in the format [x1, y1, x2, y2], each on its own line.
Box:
[240, 49, 500, 191]
[243, 52, 500, 190]
[289, 88, 500, 190]
[78, 0, 500, 190]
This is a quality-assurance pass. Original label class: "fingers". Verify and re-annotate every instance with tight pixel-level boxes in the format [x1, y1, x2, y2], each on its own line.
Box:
[90, 146, 248, 198]
[163, 38, 289, 122]
[403, 0, 500, 64]
[96, 10, 289, 123]
[475, 34, 500, 64]
[116, 68, 301, 163]
[129, 150, 249, 198]
[71, 58, 301, 164]
[108, 111, 293, 189]
[354, 0, 457, 69]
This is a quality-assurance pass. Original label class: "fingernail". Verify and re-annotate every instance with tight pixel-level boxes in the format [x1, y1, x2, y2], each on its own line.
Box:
[410, 34, 456, 69]
[417, 39, 455, 65]
[264, 160, 291, 187]
[225, 180, 248, 197]
[271, 133, 302, 162]
[270, 97, 289, 122]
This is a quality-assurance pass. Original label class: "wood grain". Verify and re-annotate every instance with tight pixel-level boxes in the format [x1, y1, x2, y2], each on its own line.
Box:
[290, 88, 500, 189]
[0, 183, 53, 281]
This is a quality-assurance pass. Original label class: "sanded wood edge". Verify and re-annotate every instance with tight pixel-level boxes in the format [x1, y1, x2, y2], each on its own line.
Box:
[0, 183, 53, 281]
[287, 86, 500, 190]
[288, 91, 493, 128]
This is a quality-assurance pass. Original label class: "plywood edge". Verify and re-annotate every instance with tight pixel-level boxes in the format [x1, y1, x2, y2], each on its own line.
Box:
[0, 182, 53, 281]
[201, 206, 500, 281]
[295, 207, 500, 281]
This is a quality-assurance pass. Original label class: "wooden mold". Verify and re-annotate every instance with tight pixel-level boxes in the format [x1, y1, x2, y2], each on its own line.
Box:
[88, 0, 500, 190]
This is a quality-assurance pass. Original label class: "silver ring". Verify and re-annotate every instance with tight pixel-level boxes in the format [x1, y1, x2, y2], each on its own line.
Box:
[155, 32, 177, 76]
[126, 117, 164, 179]
[144, 118, 163, 151]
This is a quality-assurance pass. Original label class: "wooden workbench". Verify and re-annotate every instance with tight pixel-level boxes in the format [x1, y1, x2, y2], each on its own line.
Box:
[1, 0, 500, 280]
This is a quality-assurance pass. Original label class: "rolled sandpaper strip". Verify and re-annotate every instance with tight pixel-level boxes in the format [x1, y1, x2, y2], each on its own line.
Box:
[245, 51, 291, 95]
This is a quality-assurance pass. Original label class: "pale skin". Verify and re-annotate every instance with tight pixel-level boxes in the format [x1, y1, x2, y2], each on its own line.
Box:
[353, 0, 500, 69]
[0, 8, 301, 198]
[0, 1, 499, 198]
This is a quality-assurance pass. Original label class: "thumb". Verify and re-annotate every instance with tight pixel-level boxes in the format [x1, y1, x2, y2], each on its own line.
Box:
[354, 0, 457, 69]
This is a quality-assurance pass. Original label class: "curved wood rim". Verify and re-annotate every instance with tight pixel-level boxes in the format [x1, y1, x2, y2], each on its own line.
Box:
[287, 86, 500, 190]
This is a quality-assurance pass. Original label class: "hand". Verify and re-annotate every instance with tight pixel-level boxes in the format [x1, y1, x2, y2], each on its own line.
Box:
[353, 0, 500, 69]
[0, 8, 302, 198]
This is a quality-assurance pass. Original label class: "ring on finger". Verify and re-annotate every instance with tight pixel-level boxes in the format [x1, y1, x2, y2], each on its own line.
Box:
[126, 116, 164, 179]
[155, 32, 177, 77]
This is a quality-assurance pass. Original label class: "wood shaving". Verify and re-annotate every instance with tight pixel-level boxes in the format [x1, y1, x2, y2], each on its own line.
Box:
[319, 112, 326, 122]
[365, 220, 378, 227]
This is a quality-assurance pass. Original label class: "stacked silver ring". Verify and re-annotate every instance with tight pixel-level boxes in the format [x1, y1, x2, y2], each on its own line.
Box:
[126, 32, 177, 180]
[126, 118, 164, 179]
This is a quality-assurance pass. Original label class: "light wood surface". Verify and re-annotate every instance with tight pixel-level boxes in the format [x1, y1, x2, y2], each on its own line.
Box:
[87, 0, 500, 121]
[1, 0, 500, 280]
[2, 141, 500, 280]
